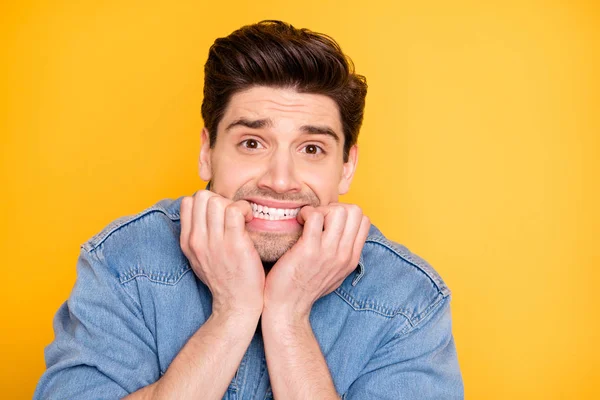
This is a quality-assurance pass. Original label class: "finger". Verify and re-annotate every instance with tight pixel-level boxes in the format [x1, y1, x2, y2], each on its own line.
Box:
[190, 190, 217, 250]
[337, 204, 363, 255]
[224, 200, 254, 237]
[206, 195, 229, 243]
[296, 205, 313, 226]
[350, 215, 371, 268]
[179, 196, 193, 256]
[297, 205, 330, 226]
[322, 205, 348, 249]
[299, 207, 324, 248]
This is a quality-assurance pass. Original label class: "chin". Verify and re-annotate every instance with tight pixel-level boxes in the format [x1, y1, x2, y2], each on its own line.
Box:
[250, 231, 301, 263]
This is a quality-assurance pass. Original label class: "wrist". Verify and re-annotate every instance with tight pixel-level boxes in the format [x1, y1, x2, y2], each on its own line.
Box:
[212, 297, 263, 321]
[210, 307, 261, 327]
[261, 307, 311, 336]
[262, 296, 312, 321]
[192, 311, 260, 349]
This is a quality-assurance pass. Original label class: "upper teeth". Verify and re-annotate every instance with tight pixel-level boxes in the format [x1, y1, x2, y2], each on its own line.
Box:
[250, 202, 301, 220]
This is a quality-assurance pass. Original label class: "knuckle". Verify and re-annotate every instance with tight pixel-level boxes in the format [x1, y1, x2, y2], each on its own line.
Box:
[188, 234, 203, 254]
[309, 212, 324, 223]
[337, 243, 352, 256]
[304, 247, 317, 259]
[331, 205, 347, 216]
[206, 195, 220, 206]
[232, 238, 250, 253]
[300, 206, 313, 215]
[197, 190, 213, 202]
[179, 240, 189, 256]
[348, 204, 362, 215]
[328, 204, 342, 211]
[180, 196, 191, 211]
[336, 252, 351, 266]
[207, 196, 227, 213]
[225, 203, 242, 218]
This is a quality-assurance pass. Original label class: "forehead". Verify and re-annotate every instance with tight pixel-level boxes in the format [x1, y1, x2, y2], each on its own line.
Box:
[219, 86, 342, 133]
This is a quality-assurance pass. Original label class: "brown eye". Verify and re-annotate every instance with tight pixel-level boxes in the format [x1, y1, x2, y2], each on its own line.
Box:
[241, 139, 263, 150]
[301, 144, 323, 155]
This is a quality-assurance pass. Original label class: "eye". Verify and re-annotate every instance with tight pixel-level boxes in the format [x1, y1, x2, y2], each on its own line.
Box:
[301, 144, 324, 155]
[239, 139, 264, 150]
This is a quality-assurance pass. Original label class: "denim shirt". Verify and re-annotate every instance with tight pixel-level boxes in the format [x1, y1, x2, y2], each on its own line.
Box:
[34, 195, 464, 399]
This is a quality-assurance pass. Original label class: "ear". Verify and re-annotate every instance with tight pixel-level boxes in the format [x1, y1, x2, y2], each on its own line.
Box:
[338, 144, 358, 195]
[199, 127, 213, 182]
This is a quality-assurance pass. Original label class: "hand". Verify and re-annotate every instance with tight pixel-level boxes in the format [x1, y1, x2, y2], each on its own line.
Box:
[179, 190, 265, 318]
[263, 203, 370, 321]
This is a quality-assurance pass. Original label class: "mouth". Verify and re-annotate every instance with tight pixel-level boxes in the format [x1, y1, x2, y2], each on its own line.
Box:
[248, 201, 302, 221]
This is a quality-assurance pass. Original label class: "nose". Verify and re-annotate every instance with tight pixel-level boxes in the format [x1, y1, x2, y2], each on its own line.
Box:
[257, 148, 301, 194]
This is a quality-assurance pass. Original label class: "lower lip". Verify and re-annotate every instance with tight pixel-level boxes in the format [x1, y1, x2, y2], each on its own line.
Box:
[247, 217, 301, 232]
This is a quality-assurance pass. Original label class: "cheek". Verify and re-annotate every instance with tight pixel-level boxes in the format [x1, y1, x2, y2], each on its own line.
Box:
[211, 155, 263, 197]
[301, 167, 343, 203]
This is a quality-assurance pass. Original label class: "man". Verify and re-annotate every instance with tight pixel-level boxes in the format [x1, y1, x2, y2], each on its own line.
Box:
[35, 20, 463, 399]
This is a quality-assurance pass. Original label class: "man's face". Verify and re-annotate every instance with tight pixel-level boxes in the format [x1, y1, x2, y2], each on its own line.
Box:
[199, 86, 358, 262]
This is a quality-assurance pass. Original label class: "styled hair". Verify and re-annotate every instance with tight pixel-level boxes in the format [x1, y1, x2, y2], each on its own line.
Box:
[201, 20, 367, 162]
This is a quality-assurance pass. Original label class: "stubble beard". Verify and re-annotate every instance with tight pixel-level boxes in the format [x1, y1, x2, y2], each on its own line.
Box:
[229, 185, 319, 265]
[248, 230, 302, 264]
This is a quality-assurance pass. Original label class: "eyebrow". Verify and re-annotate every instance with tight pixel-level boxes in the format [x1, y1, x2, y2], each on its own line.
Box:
[225, 118, 272, 131]
[225, 117, 340, 143]
[300, 124, 340, 143]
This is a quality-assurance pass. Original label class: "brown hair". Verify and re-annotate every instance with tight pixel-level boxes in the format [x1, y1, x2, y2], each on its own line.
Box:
[201, 20, 367, 162]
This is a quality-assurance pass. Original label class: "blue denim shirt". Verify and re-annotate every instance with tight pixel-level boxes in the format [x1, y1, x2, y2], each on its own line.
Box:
[34, 195, 464, 399]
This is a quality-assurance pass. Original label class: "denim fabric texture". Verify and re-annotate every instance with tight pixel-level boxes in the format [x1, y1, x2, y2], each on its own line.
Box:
[34, 194, 464, 399]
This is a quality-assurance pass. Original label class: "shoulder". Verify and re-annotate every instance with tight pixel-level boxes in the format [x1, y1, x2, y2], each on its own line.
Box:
[80, 195, 190, 285]
[335, 224, 451, 328]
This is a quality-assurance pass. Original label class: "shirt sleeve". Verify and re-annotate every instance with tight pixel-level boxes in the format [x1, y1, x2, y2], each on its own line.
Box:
[343, 295, 464, 400]
[34, 247, 160, 399]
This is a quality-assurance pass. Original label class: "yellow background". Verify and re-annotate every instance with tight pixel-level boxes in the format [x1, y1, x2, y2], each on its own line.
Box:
[1, 1, 598, 398]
